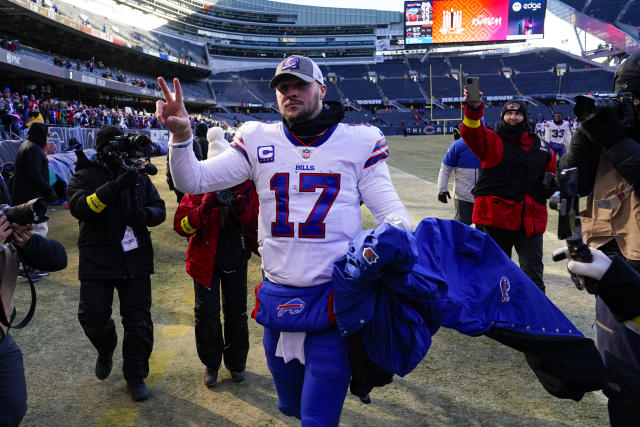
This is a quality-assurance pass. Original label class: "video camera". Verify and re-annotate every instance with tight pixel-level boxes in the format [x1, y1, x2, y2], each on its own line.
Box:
[105, 133, 157, 176]
[573, 91, 636, 124]
[549, 168, 598, 293]
[0, 197, 49, 226]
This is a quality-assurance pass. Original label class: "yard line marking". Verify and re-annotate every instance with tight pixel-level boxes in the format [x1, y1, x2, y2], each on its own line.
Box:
[147, 350, 174, 386]
[97, 409, 138, 427]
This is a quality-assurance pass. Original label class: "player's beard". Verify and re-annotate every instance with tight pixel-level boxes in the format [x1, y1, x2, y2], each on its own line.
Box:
[281, 91, 323, 126]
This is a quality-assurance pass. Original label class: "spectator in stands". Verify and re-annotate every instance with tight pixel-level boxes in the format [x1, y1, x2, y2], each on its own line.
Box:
[461, 94, 556, 293]
[27, 106, 44, 127]
[558, 52, 640, 426]
[437, 137, 481, 227]
[67, 125, 166, 402]
[193, 122, 208, 160]
[1, 87, 16, 139]
[13, 122, 58, 223]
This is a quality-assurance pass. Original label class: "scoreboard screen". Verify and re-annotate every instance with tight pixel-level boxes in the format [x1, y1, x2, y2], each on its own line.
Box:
[404, 0, 546, 45]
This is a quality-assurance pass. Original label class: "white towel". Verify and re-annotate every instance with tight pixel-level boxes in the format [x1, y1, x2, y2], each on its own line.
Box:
[275, 331, 306, 364]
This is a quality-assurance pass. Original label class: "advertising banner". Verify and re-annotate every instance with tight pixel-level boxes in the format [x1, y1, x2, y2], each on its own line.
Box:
[405, 0, 545, 45]
[433, 0, 508, 43]
[506, 0, 546, 40]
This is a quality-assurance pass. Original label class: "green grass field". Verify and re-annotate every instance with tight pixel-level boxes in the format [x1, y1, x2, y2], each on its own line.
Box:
[11, 135, 606, 426]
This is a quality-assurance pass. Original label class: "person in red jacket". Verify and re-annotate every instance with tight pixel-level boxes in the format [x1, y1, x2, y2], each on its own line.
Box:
[460, 89, 556, 292]
[173, 179, 259, 387]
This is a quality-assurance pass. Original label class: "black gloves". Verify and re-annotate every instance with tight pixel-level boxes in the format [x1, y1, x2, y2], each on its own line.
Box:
[437, 191, 451, 203]
[47, 188, 58, 203]
[231, 194, 248, 215]
[112, 170, 138, 193]
[579, 108, 627, 149]
[126, 208, 148, 228]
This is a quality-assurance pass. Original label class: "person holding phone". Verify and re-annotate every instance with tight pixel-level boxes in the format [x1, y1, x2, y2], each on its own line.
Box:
[460, 86, 557, 292]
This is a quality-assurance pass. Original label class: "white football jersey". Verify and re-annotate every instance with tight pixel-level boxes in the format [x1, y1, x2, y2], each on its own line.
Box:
[544, 120, 572, 146]
[169, 121, 410, 287]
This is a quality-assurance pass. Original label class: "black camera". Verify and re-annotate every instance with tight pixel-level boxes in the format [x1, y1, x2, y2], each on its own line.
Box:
[106, 133, 153, 159]
[217, 190, 237, 206]
[106, 133, 157, 176]
[0, 197, 49, 226]
[573, 91, 636, 123]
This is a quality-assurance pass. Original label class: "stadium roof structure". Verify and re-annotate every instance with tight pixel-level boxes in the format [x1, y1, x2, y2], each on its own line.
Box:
[0, 0, 211, 78]
[549, 0, 640, 58]
[111, 0, 403, 66]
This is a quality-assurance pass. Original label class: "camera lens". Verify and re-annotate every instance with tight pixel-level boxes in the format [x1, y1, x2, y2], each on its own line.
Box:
[466, 78, 473, 84]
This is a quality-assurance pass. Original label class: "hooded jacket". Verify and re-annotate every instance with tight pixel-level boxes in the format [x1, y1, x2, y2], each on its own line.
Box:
[12, 122, 56, 205]
[460, 103, 557, 236]
[67, 151, 166, 280]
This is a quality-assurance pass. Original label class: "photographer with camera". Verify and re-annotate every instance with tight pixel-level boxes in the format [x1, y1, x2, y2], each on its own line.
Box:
[554, 246, 640, 336]
[460, 89, 557, 292]
[173, 160, 258, 387]
[67, 125, 166, 402]
[0, 206, 67, 425]
[558, 52, 640, 426]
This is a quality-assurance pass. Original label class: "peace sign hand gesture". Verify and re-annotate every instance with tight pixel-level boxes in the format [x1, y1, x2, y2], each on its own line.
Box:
[156, 77, 192, 143]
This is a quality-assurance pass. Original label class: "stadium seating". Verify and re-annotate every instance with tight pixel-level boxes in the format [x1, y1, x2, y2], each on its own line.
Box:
[512, 72, 559, 96]
[449, 56, 502, 75]
[408, 57, 451, 76]
[53, 0, 208, 65]
[560, 69, 615, 94]
[337, 78, 381, 101]
[583, 0, 628, 23]
[369, 60, 410, 77]
[560, 0, 588, 10]
[619, 0, 640, 25]
[378, 78, 424, 101]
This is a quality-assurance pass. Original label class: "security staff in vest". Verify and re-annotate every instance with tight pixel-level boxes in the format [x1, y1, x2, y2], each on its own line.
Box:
[558, 52, 640, 426]
[67, 125, 166, 402]
[461, 93, 557, 293]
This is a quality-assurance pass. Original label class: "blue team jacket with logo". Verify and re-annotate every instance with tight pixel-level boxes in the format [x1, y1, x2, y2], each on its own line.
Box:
[332, 219, 606, 400]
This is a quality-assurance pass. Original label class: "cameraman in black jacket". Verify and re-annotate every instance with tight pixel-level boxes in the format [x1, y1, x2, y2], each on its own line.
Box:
[558, 53, 640, 426]
[67, 125, 166, 402]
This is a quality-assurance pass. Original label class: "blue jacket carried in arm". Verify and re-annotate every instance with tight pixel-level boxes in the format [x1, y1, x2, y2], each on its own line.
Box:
[333, 218, 606, 401]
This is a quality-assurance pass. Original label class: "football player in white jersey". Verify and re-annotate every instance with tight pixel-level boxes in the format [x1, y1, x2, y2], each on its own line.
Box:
[156, 55, 411, 426]
[544, 112, 571, 157]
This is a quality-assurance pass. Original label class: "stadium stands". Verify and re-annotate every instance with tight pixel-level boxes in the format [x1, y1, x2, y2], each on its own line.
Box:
[378, 78, 424, 101]
[619, 0, 640, 25]
[337, 78, 381, 102]
[583, 0, 628, 23]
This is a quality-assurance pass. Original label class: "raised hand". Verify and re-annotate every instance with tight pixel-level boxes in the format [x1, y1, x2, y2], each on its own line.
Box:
[0, 213, 12, 246]
[156, 77, 192, 143]
[10, 222, 34, 248]
[463, 86, 483, 109]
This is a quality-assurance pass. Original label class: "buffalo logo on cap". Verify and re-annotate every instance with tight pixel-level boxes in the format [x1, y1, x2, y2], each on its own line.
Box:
[282, 56, 300, 71]
[504, 102, 522, 111]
